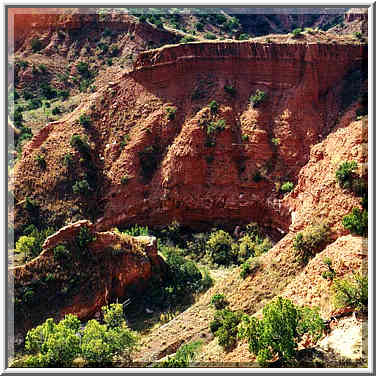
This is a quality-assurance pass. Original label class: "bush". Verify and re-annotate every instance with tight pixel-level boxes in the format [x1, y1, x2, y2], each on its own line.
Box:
[333, 273, 368, 312]
[76, 61, 90, 78]
[57, 89, 69, 101]
[30, 38, 42, 52]
[166, 106, 177, 120]
[281, 181, 294, 194]
[24, 196, 38, 214]
[206, 119, 226, 136]
[154, 340, 202, 368]
[342, 207, 367, 236]
[72, 179, 90, 195]
[40, 82, 57, 99]
[335, 161, 358, 190]
[70, 134, 90, 155]
[123, 224, 149, 237]
[242, 134, 249, 142]
[79, 114, 91, 127]
[292, 223, 330, 263]
[238, 33, 250, 40]
[27, 98, 42, 110]
[53, 244, 70, 261]
[250, 90, 267, 107]
[180, 35, 196, 43]
[121, 175, 129, 185]
[238, 297, 324, 366]
[51, 106, 61, 115]
[292, 28, 303, 37]
[209, 100, 219, 114]
[210, 308, 242, 350]
[35, 154, 46, 169]
[211, 294, 229, 310]
[206, 230, 235, 265]
[195, 22, 204, 31]
[24, 305, 137, 367]
[224, 85, 236, 97]
[63, 153, 73, 167]
[204, 32, 217, 40]
[240, 258, 260, 279]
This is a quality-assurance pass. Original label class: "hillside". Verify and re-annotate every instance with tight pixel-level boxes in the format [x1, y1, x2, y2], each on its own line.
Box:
[8, 7, 369, 369]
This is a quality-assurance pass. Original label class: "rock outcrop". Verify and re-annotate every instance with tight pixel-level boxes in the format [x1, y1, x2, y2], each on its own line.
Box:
[9, 220, 164, 333]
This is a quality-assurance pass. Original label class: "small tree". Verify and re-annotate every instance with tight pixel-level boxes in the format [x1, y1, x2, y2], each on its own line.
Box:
[342, 207, 367, 236]
[250, 90, 267, 107]
[335, 161, 358, 190]
[206, 230, 235, 265]
[281, 181, 294, 194]
[238, 297, 324, 366]
[209, 100, 219, 114]
[211, 294, 229, 310]
[333, 272, 368, 312]
[30, 38, 43, 52]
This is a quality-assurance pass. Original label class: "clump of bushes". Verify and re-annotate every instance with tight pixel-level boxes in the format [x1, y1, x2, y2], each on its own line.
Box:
[292, 223, 330, 264]
[333, 272, 368, 312]
[280, 181, 294, 194]
[321, 257, 336, 281]
[30, 38, 42, 52]
[206, 230, 235, 265]
[53, 244, 70, 262]
[72, 179, 90, 195]
[240, 257, 260, 279]
[180, 35, 196, 43]
[210, 308, 242, 350]
[70, 134, 90, 155]
[292, 28, 303, 38]
[166, 106, 177, 120]
[206, 119, 226, 136]
[224, 85, 236, 97]
[342, 207, 367, 236]
[121, 175, 129, 185]
[154, 340, 203, 368]
[35, 154, 46, 169]
[211, 293, 229, 310]
[238, 297, 324, 366]
[238, 33, 250, 40]
[79, 114, 91, 127]
[335, 161, 358, 190]
[23, 304, 137, 367]
[209, 100, 219, 114]
[204, 32, 217, 40]
[249, 89, 267, 107]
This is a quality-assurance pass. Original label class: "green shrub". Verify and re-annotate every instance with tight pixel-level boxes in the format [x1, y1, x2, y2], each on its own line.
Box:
[321, 257, 336, 281]
[206, 119, 226, 136]
[63, 153, 73, 167]
[271, 137, 280, 146]
[154, 340, 202, 368]
[180, 35, 196, 43]
[204, 32, 217, 40]
[211, 293, 229, 310]
[40, 82, 57, 99]
[333, 273, 367, 312]
[38, 64, 47, 73]
[292, 28, 303, 37]
[57, 89, 69, 100]
[238, 297, 324, 366]
[335, 161, 358, 189]
[51, 106, 61, 115]
[250, 90, 267, 107]
[224, 85, 236, 97]
[281, 181, 294, 194]
[30, 38, 42, 52]
[210, 308, 242, 350]
[75, 226, 96, 254]
[353, 31, 363, 40]
[195, 22, 204, 31]
[240, 258, 260, 279]
[342, 207, 367, 236]
[27, 98, 42, 110]
[79, 114, 91, 127]
[209, 100, 219, 114]
[123, 224, 149, 237]
[242, 134, 249, 142]
[292, 223, 330, 264]
[106, 58, 113, 66]
[166, 106, 177, 120]
[206, 230, 235, 265]
[53, 244, 70, 261]
[120, 134, 131, 149]
[76, 61, 90, 78]
[35, 154, 46, 169]
[121, 175, 129, 185]
[72, 179, 90, 195]
[70, 134, 90, 155]
[238, 33, 250, 40]
[24, 305, 137, 367]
